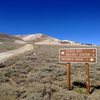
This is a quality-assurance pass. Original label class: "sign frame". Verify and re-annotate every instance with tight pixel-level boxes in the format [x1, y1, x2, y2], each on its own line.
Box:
[59, 48, 97, 63]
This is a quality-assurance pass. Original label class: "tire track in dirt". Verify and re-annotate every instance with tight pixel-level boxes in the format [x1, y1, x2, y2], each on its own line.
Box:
[0, 44, 34, 62]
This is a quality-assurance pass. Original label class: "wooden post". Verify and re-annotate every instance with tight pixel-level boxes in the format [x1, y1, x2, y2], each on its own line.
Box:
[85, 63, 90, 94]
[67, 63, 71, 90]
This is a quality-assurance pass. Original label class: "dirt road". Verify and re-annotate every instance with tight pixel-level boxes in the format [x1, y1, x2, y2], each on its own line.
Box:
[0, 44, 34, 62]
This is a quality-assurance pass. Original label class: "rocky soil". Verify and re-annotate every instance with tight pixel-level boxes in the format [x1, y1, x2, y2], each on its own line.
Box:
[0, 44, 100, 100]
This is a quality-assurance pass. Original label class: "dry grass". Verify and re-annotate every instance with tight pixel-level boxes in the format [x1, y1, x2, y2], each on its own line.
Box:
[0, 44, 100, 100]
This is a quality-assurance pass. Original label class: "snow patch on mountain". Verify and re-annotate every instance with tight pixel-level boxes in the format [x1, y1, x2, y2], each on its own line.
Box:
[19, 33, 60, 42]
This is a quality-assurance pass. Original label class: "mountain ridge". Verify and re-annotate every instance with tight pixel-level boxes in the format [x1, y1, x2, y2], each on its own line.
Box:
[17, 33, 60, 42]
[0, 33, 96, 46]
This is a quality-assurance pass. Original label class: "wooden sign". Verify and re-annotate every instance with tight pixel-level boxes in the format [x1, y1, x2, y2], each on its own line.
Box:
[59, 48, 97, 94]
[59, 48, 97, 63]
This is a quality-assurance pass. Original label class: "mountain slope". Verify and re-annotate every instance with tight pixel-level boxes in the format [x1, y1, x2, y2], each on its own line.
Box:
[0, 33, 22, 42]
[18, 33, 60, 42]
[0, 33, 27, 53]
[18, 33, 82, 45]
[0, 33, 94, 46]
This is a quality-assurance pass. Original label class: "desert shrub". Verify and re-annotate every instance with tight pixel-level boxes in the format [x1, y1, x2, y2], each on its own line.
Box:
[0, 95, 16, 100]
[0, 76, 9, 83]
[0, 83, 17, 99]
[0, 63, 6, 68]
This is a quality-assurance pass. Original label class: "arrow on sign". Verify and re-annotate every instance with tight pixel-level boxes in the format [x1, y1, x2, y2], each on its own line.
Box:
[90, 58, 94, 62]
[61, 51, 65, 55]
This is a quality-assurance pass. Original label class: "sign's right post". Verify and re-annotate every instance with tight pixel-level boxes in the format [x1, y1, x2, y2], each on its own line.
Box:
[85, 63, 90, 94]
[67, 63, 71, 90]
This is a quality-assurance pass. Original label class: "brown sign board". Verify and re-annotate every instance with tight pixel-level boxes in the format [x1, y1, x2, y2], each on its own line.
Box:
[59, 48, 97, 63]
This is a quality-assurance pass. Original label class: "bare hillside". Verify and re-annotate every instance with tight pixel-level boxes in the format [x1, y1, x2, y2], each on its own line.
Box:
[0, 33, 26, 53]
[0, 44, 99, 100]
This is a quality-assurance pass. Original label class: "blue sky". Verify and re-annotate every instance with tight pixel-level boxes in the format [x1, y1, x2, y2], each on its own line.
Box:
[0, 0, 100, 45]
